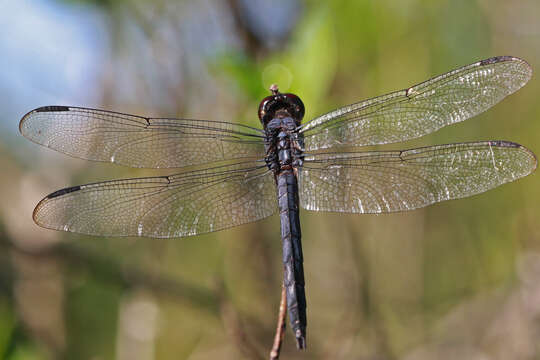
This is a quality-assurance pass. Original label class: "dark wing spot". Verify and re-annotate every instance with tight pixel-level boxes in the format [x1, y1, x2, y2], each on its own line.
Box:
[35, 106, 70, 113]
[480, 56, 514, 66]
[489, 140, 520, 148]
[46, 185, 81, 199]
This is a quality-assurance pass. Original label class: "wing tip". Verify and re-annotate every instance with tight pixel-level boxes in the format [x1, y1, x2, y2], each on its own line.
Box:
[19, 108, 37, 135]
[32, 196, 50, 229]
[19, 105, 71, 135]
[480, 56, 532, 80]
[490, 140, 538, 174]
[519, 144, 538, 173]
[32, 185, 82, 231]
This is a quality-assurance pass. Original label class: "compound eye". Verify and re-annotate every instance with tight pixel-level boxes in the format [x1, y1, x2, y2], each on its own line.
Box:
[283, 93, 305, 120]
[258, 95, 275, 123]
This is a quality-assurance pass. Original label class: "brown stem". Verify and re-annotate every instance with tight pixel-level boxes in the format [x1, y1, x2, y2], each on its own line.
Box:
[270, 285, 287, 360]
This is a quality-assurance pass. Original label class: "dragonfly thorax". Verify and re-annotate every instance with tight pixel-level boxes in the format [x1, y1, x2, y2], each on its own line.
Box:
[264, 117, 304, 174]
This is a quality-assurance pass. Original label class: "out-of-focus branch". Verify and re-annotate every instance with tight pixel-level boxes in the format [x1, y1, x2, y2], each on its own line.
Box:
[2, 234, 281, 355]
[226, 0, 268, 58]
[218, 281, 266, 360]
[0, 235, 219, 315]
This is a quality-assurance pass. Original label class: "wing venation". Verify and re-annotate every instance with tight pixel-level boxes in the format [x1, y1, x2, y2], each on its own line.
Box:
[33, 161, 277, 238]
[299, 141, 536, 213]
[20, 106, 265, 168]
[301, 56, 532, 150]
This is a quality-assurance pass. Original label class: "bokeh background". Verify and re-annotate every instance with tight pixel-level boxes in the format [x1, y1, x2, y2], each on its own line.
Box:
[1, 0, 539, 359]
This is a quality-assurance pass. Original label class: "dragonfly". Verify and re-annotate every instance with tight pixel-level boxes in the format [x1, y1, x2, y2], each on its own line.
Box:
[20, 56, 537, 349]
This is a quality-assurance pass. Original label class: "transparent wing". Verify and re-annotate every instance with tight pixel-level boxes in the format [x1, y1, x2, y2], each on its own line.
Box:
[20, 106, 265, 168]
[33, 161, 277, 238]
[299, 141, 537, 213]
[301, 56, 532, 151]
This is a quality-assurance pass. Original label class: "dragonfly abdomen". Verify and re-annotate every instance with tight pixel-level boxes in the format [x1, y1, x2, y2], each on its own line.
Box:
[277, 169, 306, 349]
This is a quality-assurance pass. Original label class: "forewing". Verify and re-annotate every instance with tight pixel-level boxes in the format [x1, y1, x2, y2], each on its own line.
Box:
[33, 161, 277, 238]
[299, 141, 536, 213]
[20, 106, 265, 168]
[301, 56, 532, 150]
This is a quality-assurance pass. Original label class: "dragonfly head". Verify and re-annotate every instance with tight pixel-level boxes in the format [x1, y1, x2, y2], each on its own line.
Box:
[258, 84, 305, 126]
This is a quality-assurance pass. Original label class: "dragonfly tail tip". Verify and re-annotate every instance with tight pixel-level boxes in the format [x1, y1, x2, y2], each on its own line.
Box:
[295, 335, 306, 350]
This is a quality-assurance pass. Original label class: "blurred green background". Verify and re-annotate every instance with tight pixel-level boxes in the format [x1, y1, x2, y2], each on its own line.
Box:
[1, 0, 539, 359]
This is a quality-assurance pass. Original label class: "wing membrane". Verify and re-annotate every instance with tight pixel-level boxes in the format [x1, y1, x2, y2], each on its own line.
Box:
[301, 56, 532, 150]
[33, 161, 276, 237]
[299, 141, 537, 213]
[20, 106, 265, 168]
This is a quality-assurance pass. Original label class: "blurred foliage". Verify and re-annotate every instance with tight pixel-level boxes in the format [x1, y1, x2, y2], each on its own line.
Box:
[1, 0, 540, 359]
